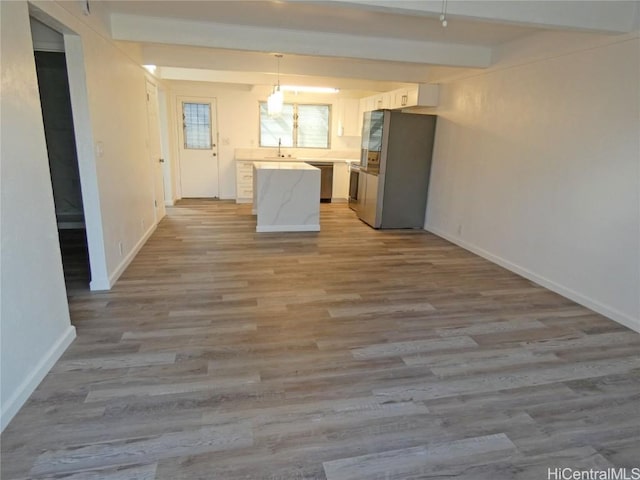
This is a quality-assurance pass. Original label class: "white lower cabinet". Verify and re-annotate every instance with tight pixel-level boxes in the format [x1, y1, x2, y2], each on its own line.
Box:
[236, 161, 254, 203]
[332, 162, 349, 201]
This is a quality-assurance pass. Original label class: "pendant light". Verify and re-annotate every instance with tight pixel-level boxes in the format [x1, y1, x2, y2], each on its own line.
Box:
[440, 0, 448, 27]
[267, 54, 283, 116]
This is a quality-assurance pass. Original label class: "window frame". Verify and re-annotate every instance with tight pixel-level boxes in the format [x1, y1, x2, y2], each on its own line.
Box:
[258, 101, 332, 150]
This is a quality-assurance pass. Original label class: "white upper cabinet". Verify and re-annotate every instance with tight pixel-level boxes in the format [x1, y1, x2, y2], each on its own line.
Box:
[360, 84, 439, 113]
[336, 98, 361, 137]
[358, 98, 366, 134]
[365, 96, 377, 112]
[415, 84, 438, 107]
[392, 89, 409, 109]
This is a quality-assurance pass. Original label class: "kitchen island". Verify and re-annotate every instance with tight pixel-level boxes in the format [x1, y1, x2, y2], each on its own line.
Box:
[253, 162, 320, 232]
[235, 149, 360, 204]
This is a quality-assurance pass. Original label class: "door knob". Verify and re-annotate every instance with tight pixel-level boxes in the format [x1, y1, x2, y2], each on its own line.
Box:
[159, 158, 165, 163]
[212, 153, 217, 157]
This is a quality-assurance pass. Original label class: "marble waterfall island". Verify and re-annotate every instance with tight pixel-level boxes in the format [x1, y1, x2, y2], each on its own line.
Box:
[253, 162, 320, 233]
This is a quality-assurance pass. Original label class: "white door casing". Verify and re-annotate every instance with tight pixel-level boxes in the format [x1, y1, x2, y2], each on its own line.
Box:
[176, 96, 219, 198]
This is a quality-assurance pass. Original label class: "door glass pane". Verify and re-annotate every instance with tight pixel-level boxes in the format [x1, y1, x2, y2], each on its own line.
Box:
[297, 104, 330, 148]
[183, 102, 211, 149]
[259, 103, 294, 147]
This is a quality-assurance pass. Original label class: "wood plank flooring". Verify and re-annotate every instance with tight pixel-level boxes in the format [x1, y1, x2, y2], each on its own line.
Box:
[2, 200, 639, 479]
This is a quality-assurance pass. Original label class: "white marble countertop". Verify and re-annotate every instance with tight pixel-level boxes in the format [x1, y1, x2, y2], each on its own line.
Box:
[238, 157, 359, 164]
[253, 161, 318, 170]
[235, 148, 360, 165]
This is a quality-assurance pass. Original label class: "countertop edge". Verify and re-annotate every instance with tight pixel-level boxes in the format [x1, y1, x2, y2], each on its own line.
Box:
[236, 157, 359, 164]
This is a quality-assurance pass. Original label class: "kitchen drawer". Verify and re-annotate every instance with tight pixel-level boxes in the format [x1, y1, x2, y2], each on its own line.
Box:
[238, 187, 253, 198]
[238, 173, 253, 183]
[236, 161, 255, 202]
[237, 161, 254, 172]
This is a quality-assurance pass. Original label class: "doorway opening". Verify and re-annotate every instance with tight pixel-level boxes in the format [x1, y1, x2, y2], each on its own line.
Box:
[31, 18, 89, 294]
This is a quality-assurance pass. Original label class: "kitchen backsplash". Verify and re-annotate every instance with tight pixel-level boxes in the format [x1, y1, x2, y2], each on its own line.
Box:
[235, 148, 360, 160]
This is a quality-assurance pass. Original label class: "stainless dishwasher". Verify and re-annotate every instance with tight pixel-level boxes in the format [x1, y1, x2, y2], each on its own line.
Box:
[307, 162, 333, 202]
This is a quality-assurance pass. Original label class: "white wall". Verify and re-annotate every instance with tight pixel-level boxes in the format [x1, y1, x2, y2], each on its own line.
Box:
[167, 81, 361, 200]
[1, 0, 160, 430]
[426, 32, 640, 332]
[0, 1, 76, 431]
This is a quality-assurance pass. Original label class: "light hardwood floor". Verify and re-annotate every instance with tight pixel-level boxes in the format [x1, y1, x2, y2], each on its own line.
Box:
[2, 200, 639, 479]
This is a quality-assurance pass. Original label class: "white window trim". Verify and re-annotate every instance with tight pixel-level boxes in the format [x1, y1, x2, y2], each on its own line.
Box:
[259, 102, 331, 149]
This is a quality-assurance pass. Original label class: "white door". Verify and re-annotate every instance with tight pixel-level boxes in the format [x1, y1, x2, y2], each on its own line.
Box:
[177, 96, 219, 198]
[158, 88, 173, 205]
[146, 80, 165, 221]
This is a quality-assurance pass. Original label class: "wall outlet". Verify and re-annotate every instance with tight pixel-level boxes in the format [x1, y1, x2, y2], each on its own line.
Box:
[118, 241, 123, 257]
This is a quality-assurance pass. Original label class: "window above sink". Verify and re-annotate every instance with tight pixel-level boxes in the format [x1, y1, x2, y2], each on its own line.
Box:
[259, 102, 331, 149]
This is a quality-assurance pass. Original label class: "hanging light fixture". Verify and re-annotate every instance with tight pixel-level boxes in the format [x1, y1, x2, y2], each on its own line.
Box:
[440, 0, 448, 27]
[267, 54, 284, 116]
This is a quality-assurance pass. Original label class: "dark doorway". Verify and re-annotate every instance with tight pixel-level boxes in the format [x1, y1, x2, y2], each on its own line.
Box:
[34, 50, 90, 293]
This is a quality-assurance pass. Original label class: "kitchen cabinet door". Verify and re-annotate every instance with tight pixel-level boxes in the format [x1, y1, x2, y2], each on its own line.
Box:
[337, 98, 360, 137]
[381, 92, 392, 109]
[366, 96, 377, 112]
[358, 99, 366, 134]
[392, 89, 410, 109]
[416, 84, 438, 106]
[332, 162, 349, 200]
[407, 86, 419, 107]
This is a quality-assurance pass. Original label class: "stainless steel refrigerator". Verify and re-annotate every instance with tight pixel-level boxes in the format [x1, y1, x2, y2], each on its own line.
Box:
[356, 110, 437, 229]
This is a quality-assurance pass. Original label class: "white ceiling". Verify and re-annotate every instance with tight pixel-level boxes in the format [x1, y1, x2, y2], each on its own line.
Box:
[104, 0, 541, 46]
[102, 0, 640, 91]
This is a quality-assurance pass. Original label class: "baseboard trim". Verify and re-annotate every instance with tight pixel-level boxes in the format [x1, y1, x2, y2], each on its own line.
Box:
[1, 325, 76, 432]
[89, 276, 110, 291]
[425, 225, 640, 334]
[100, 223, 157, 291]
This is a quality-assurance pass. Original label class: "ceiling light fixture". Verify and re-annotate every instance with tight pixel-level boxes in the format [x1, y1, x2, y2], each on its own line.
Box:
[281, 86, 340, 94]
[267, 54, 284, 117]
[440, 0, 448, 27]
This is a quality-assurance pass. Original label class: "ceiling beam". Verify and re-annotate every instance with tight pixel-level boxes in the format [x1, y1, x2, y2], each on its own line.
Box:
[157, 67, 409, 92]
[110, 14, 492, 68]
[139, 44, 476, 84]
[320, 0, 640, 34]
